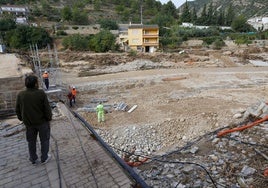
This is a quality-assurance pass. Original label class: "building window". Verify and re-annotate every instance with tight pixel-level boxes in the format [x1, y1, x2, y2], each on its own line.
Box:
[132, 29, 139, 35]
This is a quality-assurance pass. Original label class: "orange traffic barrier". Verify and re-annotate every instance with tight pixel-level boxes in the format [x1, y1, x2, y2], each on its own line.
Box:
[125, 157, 148, 167]
[217, 115, 268, 137]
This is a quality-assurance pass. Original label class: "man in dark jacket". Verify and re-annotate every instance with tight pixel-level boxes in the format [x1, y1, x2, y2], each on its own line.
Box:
[16, 75, 52, 165]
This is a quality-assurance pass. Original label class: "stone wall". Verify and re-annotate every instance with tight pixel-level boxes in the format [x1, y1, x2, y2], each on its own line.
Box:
[0, 76, 24, 92]
[0, 76, 24, 111]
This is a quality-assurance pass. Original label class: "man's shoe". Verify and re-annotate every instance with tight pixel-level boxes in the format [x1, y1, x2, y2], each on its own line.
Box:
[31, 159, 39, 166]
[41, 154, 51, 164]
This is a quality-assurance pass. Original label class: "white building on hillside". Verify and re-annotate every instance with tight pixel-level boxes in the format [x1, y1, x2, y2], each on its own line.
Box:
[247, 17, 268, 31]
[181, 22, 231, 30]
[0, 5, 29, 24]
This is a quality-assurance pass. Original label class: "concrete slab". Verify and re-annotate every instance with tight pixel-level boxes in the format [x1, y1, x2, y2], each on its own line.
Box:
[0, 54, 22, 78]
[0, 53, 32, 79]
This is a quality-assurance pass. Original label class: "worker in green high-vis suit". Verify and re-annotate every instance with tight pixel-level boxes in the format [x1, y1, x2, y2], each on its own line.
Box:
[96, 102, 105, 123]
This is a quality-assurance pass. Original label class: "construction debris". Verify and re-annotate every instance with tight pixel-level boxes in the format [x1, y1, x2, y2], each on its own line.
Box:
[244, 100, 268, 118]
[90, 98, 108, 103]
[78, 104, 113, 113]
[77, 101, 130, 113]
[218, 101, 268, 137]
[128, 105, 137, 113]
[115, 102, 128, 111]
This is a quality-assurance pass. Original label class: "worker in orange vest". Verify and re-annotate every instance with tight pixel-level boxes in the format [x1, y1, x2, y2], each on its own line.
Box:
[67, 87, 73, 107]
[42, 71, 49, 90]
[71, 86, 77, 104]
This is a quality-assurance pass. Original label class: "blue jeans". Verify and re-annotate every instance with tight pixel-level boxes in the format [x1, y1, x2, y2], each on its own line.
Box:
[26, 121, 50, 162]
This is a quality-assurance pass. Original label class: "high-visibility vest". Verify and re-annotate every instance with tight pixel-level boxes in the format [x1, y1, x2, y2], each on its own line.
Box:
[96, 104, 104, 113]
[43, 73, 49, 79]
[71, 89, 77, 96]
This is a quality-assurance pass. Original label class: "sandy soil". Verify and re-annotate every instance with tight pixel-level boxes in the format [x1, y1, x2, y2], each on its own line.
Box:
[58, 46, 268, 153]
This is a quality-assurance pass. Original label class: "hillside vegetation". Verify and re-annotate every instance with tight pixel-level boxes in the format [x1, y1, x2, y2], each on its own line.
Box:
[0, 0, 268, 52]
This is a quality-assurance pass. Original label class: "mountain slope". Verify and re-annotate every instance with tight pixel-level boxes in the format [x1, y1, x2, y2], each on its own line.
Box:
[187, 0, 268, 18]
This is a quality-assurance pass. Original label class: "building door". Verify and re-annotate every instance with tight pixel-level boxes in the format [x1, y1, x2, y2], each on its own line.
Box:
[145, 46, 150, 52]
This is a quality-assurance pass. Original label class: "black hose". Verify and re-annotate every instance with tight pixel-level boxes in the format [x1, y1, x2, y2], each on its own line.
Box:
[73, 111, 150, 188]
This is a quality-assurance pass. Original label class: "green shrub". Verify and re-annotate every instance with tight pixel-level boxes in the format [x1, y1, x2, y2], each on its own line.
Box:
[212, 39, 225, 49]
[56, 30, 67, 36]
[234, 37, 251, 45]
[98, 19, 118, 30]
[89, 30, 116, 52]
[202, 36, 222, 45]
[128, 49, 137, 56]
[62, 34, 88, 51]
[229, 33, 253, 45]
[5, 25, 52, 50]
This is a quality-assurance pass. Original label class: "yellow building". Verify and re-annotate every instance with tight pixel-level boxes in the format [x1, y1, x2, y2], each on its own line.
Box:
[127, 24, 159, 53]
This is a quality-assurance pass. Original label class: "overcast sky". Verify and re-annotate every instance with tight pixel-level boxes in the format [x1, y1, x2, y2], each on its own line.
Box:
[157, 0, 194, 8]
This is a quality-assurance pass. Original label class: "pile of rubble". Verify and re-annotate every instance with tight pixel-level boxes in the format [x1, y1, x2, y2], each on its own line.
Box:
[2, 99, 267, 187]
[93, 101, 268, 187]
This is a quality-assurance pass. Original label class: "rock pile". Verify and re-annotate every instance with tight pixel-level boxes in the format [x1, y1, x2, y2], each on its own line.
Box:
[94, 101, 268, 187]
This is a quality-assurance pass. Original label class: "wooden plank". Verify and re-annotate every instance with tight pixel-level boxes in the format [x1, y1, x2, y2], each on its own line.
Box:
[128, 105, 137, 113]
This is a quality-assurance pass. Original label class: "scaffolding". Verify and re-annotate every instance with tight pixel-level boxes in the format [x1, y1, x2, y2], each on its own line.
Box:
[30, 43, 63, 100]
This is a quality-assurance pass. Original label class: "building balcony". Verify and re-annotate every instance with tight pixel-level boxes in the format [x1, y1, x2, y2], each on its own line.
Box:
[143, 34, 159, 37]
[142, 42, 159, 46]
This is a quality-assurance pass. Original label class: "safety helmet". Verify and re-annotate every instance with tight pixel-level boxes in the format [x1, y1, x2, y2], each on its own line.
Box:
[72, 86, 75, 89]
[44, 71, 47, 73]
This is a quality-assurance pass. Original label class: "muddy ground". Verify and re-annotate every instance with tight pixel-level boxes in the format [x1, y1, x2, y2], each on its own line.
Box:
[41, 43, 268, 187]
[55, 45, 268, 153]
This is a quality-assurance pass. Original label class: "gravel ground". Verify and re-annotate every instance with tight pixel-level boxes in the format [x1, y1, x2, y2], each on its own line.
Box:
[59, 47, 268, 187]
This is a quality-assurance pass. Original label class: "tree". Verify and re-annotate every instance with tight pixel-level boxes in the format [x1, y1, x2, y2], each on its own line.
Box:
[93, 0, 101, 11]
[198, 4, 207, 25]
[161, 1, 177, 18]
[151, 13, 175, 28]
[207, 3, 213, 25]
[191, 7, 198, 24]
[231, 15, 253, 32]
[181, 2, 191, 23]
[217, 9, 225, 26]
[115, 5, 124, 15]
[5, 25, 51, 49]
[61, 6, 72, 22]
[150, 13, 175, 36]
[30, 27, 52, 48]
[226, 4, 235, 26]
[89, 30, 116, 52]
[41, 0, 53, 17]
[0, 18, 16, 32]
[62, 34, 88, 51]
[99, 19, 118, 30]
[71, 8, 88, 25]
